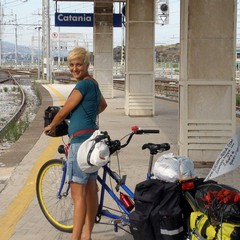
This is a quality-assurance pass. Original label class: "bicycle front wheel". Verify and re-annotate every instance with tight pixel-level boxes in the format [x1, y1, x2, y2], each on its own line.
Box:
[36, 159, 73, 232]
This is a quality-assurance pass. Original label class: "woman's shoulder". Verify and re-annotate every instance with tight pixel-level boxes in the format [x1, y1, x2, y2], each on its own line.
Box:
[85, 78, 98, 86]
[76, 78, 97, 87]
[74, 78, 99, 96]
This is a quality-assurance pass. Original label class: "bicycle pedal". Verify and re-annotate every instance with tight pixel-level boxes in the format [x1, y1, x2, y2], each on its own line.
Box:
[111, 219, 121, 225]
[111, 218, 128, 227]
[111, 219, 121, 232]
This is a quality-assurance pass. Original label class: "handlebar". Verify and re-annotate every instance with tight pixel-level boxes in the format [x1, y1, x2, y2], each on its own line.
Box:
[94, 126, 161, 155]
[134, 129, 160, 134]
[58, 126, 169, 157]
[131, 125, 159, 135]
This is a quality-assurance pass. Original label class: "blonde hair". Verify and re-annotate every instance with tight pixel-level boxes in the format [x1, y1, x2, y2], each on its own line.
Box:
[67, 47, 90, 64]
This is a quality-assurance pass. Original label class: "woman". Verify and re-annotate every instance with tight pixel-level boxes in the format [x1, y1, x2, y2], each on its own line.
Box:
[44, 47, 107, 240]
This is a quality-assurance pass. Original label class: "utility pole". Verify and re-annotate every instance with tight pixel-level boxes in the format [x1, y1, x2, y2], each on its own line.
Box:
[46, 0, 51, 83]
[42, 0, 46, 80]
[33, 8, 44, 79]
[58, 27, 60, 67]
[0, 1, 3, 66]
[31, 35, 34, 64]
[42, 0, 51, 83]
[14, 14, 18, 68]
[32, 26, 42, 79]
[36, 26, 42, 80]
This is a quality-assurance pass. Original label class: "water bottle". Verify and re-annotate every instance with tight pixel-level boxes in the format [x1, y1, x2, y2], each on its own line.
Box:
[120, 192, 134, 211]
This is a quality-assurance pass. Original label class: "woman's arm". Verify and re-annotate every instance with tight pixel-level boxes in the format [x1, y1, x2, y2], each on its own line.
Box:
[44, 89, 83, 135]
[99, 95, 107, 114]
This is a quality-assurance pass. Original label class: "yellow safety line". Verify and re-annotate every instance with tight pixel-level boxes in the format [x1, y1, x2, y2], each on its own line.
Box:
[0, 84, 66, 240]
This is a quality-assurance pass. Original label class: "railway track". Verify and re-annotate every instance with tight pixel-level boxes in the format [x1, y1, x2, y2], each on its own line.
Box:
[0, 69, 40, 156]
[0, 70, 26, 134]
[113, 78, 179, 100]
[0, 72, 13, 84]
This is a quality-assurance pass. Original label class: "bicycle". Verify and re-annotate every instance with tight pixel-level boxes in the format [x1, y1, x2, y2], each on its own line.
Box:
[35, 126, 211, 237]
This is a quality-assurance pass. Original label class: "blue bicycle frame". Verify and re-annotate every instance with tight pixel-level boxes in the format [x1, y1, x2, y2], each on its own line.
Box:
[97, 164, 134, 221]
[96, 153, 154, 223]
[57, 160, 70, 199]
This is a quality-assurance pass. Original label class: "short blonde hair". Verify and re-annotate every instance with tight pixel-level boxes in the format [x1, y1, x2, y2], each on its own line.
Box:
[67, 47, 90, 64]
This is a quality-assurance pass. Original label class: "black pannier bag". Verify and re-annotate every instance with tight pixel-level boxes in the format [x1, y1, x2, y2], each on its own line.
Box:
[129, 179, 184, 240]
[129, 211, 156, 240]
[44, 106, 68, 137]
[129, 179, 165, 240]
[150, 182, 185, 240]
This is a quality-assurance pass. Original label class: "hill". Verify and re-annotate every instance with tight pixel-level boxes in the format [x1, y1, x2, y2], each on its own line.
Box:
[155, 43, 180, 63]
[2, 41, 37, 62]
[113, 43, 180, 63]
[2, 41, 180, 63]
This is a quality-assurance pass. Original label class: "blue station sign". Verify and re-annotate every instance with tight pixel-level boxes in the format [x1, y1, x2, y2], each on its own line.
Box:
[55, 13, 122, 27]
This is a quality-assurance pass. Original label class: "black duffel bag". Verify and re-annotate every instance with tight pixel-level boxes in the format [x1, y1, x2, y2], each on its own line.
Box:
[44, 106, 69, 137]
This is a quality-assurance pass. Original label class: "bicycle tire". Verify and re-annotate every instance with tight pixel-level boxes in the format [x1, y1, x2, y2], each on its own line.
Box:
[36, 159, 73, 233]
[183, 191, 198, 212]
[183, 190, 210, 240]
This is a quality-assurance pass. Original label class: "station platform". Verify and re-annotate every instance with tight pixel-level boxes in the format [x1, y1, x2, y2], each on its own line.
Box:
[0, 82, 240, 240]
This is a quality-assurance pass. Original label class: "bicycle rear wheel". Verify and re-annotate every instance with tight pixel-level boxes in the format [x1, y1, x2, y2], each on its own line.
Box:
[36, 159, 73, 232]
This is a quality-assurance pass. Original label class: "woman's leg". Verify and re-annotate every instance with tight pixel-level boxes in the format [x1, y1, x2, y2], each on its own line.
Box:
[81, 180, 98, 240]
[70, 182, 87, 240]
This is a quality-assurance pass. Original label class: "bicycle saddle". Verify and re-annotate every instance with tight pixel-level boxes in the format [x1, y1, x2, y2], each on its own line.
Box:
[142, 143, 170, 155]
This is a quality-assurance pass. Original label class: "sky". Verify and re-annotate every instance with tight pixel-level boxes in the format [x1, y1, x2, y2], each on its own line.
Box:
[2, 0, 240, 51]
[1, 0, 181, 50]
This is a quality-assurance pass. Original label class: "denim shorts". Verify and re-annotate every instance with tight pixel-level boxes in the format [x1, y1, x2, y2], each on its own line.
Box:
[66, 142, 98, 184]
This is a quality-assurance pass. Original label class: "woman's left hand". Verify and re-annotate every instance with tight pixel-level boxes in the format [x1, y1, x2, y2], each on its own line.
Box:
[44, 124, 55, 136]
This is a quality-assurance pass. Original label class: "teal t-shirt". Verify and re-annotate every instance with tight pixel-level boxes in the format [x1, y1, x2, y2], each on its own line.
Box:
[68, 79, 101, 143]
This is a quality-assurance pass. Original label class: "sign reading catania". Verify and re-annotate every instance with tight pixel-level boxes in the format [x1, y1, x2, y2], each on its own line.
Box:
[55, 13, 122, 27]
[58, 14, 92, 22]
